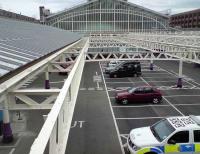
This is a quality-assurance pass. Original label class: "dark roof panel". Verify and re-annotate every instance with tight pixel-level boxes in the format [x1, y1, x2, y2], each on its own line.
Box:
[0, 17, 81, 77]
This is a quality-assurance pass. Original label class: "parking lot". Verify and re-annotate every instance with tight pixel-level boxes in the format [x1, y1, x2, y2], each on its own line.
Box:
[100, 61, 200, 153]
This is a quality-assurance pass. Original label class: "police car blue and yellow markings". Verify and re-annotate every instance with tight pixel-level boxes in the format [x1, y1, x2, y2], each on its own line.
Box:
[136, 144, 200, 154]
[128, 116, 200, 154]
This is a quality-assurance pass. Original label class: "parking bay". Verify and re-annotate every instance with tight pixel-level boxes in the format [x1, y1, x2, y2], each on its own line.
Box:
[101, 62, 200, 150]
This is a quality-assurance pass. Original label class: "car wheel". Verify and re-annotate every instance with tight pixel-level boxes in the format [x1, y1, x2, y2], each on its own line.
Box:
[152, 98, 160, 104]
[121, 99, 128, 105]
[114, 74, 117, 78]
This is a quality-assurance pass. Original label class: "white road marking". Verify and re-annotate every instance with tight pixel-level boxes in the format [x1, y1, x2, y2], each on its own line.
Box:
[164, 95, 200, 98]
[106, 81, 132, 83]
[142, 72, 170, 75]
[116, 117, 164, 120]
[50, 80, 65, 84]
[143, 76, 176, 79]
[120, 134, 129, 140]
[106, 80, 178, 84]
[159, 67, 198, 88]
[140, 76, 185, 116]
[140, 77, 149, 85]
[175, 104, 200, 106]
[99, 62, 125, 154]
[108, 85, 200, 92]
[9, 148, 15, 154]
[112, 105, 170, 108]
[104, 77, 129, 80]
[112, 103, 200, 108]
[163, 97, 185, 116]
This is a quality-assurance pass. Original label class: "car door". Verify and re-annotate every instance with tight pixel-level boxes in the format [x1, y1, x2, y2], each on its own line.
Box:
[132, 87, 144, 102]
[117, 66, 126, 77]
[165, 131, 193, 154]
[126, 64, 134, 76]
[144, 87, 154, 102]
[192, 129, 200, 154]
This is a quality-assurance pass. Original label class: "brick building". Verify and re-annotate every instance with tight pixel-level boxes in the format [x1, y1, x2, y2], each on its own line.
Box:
[0, 9, 39, 23]
[170, 9, 200, 28]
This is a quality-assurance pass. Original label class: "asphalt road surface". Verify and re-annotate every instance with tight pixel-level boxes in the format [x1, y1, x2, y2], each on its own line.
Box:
[66, 61, 200, 154]
[1, 60, 200, 154]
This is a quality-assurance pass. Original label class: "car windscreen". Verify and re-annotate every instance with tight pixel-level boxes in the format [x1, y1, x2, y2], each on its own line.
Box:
[113, 64, 123, 70]
[128, 87, 136, 93]
[150, 119, 175, 142]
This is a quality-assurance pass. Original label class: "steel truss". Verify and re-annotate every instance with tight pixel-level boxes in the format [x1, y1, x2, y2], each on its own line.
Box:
[89, 34, 200, 63]
[0, 38, 87, 110]
[30, 39, 89, 154]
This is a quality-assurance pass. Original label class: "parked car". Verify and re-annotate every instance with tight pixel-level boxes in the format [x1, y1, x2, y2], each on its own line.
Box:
[109, 61, 141, 78]
[115, 86, 162, 105]
[108, 61, 121, 67]
[127, 115, 200, 154]
[105, 61, 122, 74]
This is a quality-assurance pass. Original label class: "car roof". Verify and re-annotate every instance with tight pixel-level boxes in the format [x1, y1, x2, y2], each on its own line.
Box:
[166, 116, 200, 130]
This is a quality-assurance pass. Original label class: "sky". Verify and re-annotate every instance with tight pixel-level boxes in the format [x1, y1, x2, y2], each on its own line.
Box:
[0, 0, 199, 19]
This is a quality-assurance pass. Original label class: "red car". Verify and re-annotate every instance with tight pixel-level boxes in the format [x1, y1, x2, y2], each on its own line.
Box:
[115, 86, 162, 105]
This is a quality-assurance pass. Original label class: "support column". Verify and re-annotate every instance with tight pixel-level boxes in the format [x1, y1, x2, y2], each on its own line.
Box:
[177, 59, 183, 88]
[150, 59, 154, 71]
[114, 2, 115, 32]
[2, 99, 13, 143]
[150, 53, 154, 71]
[45, 68, 50, 89]
[100, 2, 101, 32]
[142, 13, 144, 32]
[128, 9, 129, 32]
[0, 110, 3, 136]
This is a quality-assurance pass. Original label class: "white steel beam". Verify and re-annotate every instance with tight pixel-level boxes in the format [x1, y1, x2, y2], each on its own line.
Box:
[29, 38, 89, 154]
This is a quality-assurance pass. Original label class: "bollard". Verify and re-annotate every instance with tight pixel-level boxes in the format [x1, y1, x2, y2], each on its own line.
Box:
[150, 63, 154, 71]
[177, 78, 183, 88]
[0, 111, 3, 136]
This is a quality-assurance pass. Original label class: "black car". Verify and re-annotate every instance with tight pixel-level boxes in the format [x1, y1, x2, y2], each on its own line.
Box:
[109, 61, 141, 78]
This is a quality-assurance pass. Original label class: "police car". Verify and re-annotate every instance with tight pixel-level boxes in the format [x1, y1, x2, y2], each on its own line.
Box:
[127, 115, 200, 154]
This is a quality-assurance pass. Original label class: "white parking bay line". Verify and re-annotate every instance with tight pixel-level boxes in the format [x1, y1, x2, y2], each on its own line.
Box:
[164, 95, 200, 98]
[142, 72, 169, 75]
[50, 80, 65, 84]
[112, 105, 170, 108]
[163, 97, 184, 116]
[116, 117, 164, 120]
[106, 82, 132, 83]
[99, 62, 125, 154]
[143, 76, 176, 79]
[155, 64, 197, 88]
[140, 76, 185, 116]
